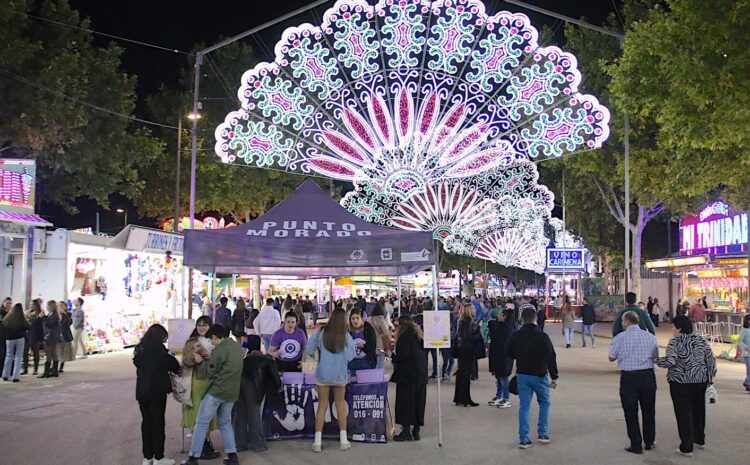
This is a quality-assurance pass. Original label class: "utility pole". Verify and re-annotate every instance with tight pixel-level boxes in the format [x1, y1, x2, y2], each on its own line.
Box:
[174, 117, 182, 233]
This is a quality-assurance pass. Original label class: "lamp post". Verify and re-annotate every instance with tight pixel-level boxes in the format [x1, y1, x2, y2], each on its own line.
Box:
[116, 208, 128, 227]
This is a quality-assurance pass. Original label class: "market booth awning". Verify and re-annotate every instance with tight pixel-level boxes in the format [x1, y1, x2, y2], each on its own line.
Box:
[184, 180, 435, 277]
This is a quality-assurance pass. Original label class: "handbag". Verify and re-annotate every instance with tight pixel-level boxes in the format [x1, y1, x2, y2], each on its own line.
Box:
[509, 375, 518, 395]
[474, 332, 487, 360]
[170, 366, 192, 406]
[705, 383, 717, 404]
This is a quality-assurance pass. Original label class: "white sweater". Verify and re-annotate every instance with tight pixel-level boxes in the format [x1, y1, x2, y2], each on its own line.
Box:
[254, 305, 282, 336]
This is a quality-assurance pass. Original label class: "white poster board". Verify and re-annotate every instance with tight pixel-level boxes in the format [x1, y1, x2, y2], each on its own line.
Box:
[422, 311, 451, 349]
[168, 318, 195, 353]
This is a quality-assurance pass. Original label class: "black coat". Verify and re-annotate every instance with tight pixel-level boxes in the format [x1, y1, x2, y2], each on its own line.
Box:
[390, 328, 427, 386]
[28, 315, 44, 344]
[133, 342, 180, 401]
[581, 304, 596, 325]
[488, 320, 512, 377]
[456, 316, 477, 349]
[42, 313, 62, 345]
[60, 311, 74, 342]
[241, 352, 282, 401]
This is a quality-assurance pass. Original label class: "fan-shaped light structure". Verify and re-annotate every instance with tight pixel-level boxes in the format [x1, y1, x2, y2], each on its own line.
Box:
[341, 162, 554, 244]
[549, 217, 584, 248]
[474, 224, 549, 274]
[215, 0, 610, 195]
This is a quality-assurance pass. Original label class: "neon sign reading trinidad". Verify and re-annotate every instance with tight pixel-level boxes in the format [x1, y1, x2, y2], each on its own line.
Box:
[680, 201, 748, 256]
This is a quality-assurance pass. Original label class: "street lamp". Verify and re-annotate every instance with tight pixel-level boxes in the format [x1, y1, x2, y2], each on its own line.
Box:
[116, 208, 128, 227]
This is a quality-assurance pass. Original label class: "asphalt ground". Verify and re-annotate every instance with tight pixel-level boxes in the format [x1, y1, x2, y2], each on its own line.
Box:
[0, 324, 747, 465]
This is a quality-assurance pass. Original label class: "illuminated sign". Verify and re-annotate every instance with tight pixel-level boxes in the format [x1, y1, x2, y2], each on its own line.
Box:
[546, 248, 586, 271]
[680, 201, 748, 256]
[0, 159, 35, 214]
[716, 257, 749, 266]
[645, 256, 708, 269]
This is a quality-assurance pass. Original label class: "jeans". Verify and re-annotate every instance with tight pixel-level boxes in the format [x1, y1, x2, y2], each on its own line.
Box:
[495, 375, 510, 400]
[427, 349, 438, 377]
[744, 356, 750, 386]
[189, 393, 237, 457]
[440, 349, 454, 377]
[518, 374, 550, 442]
[619, 370, 657, 450]
[261, 335, 272, 353]
[563, 327, 573, 345]
[2, 338, 25, 380]
[581, 324, 595, 346]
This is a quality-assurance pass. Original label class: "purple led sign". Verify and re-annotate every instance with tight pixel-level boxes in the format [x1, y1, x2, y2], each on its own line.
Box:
[680, 201, 748, 256]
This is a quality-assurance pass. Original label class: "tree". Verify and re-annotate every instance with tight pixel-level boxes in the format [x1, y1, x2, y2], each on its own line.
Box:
[0, 0, 163, 212]
[554, 1, 691, 298]
[610, 0, 750, 210]
[137, 43, 313, 223]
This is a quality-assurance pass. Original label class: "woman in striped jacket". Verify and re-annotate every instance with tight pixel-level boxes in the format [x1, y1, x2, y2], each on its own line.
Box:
[656, 315, 717, 457]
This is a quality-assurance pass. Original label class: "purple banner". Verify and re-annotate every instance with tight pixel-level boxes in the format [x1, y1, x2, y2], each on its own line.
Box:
[263, 382, 388, 443]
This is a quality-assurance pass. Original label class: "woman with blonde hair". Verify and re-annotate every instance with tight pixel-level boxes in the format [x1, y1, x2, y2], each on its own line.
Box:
[38, 300, 62, 378]
[561, 301, 575, 349]
[453, 303, 479, 407]
[306, 307, 356, 452]
[57, 301, 75, 373]
[390, 315, 427, 441]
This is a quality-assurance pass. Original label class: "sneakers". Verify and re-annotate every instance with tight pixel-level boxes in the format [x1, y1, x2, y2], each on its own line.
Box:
[565, 344, 571, 349]
[519, 440, 533, 449]
[223, 454, 240, 465]
[696, 444, 705, 450]
[538, 435, 550, 444]
[675, 449, 694, 457]
[142, 459, 152, 465]
[312, 442, 322, 453]
[428, 374, 438, 380]
[340, 441, 352, 451]
[488, 397, 502, 406]
[496, 400, 511, 409]
[152, 458, 175, 465]
[592, 342, 596, 348]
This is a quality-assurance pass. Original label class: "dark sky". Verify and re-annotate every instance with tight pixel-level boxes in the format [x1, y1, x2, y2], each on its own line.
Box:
[53, 0, 618, 231]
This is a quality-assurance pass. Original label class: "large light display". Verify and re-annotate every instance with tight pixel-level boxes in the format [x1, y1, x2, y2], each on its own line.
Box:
[341, 162, 554, 244]
[215, 0, 610, 193]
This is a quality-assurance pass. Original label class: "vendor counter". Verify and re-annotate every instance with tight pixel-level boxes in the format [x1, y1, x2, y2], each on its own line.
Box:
[263, 382, 389, 443]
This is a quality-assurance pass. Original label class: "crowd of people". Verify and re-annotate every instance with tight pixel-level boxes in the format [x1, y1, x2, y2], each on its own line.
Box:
[0, 296, 87, 382]
[126, 288, 746, 464]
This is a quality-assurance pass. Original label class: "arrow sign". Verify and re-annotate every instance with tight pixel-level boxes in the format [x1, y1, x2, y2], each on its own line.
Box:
[401, 248, 431, 262]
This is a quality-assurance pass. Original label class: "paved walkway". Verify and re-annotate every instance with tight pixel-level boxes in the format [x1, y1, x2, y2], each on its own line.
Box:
[0, 328, 747, 465]
[557, 320, 741, 361]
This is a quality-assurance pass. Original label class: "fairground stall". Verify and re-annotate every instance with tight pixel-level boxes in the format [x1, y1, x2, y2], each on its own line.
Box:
[184, 180, 437, 444]
[646, 201, 749, 339]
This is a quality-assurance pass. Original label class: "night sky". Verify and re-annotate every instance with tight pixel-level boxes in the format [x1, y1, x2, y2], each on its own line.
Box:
[50, 0, 619, 231]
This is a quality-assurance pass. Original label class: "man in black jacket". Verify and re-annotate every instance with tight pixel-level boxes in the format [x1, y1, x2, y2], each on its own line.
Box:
[506, 307, 558, 449]
[580, 298, 596, 348]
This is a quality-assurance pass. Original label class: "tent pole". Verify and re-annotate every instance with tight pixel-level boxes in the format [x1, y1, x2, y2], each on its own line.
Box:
[397, 275, 402, 316]
[431, 263, 443, 448]
[329, 276, 333, 315]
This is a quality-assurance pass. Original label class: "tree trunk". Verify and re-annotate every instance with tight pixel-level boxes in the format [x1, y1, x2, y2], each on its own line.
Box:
[603, 252, 612, 295]
[253, 276, 262, 311]
[631, 218, 646, 301]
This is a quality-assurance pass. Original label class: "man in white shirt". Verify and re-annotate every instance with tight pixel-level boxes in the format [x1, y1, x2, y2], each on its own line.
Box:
[254, 298, 282, 353]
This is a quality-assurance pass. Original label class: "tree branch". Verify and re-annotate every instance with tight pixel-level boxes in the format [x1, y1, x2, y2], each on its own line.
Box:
[592, 177, 627, 226]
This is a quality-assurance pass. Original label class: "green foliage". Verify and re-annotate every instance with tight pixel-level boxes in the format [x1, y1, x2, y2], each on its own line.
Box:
[610, 0, 750, 210]
[136, 43, 315, 220]
[0, 0, 164, 212]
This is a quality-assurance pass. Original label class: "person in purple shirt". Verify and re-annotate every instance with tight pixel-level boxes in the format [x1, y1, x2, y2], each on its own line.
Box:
[348, 309, 377, 372]
[268, 313, 307, 372]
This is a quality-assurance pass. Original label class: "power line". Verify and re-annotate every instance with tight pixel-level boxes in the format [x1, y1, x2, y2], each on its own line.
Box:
[0, 6, 190, 55]
[0, 68, 179, 130]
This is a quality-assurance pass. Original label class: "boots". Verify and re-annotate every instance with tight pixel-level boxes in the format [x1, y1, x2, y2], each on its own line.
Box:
[33, 359, 39, 375]
[50, 361, 59, 377]
[393, 425, 413, 441]
[37, 361, 51, 378]
[59, 362, 65, 374]
[200, 439, 221, 460]
[411, 426, 421, 441]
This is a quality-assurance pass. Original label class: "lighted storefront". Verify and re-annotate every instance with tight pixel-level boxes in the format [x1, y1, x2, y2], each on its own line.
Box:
[646, 201, 748, 317]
